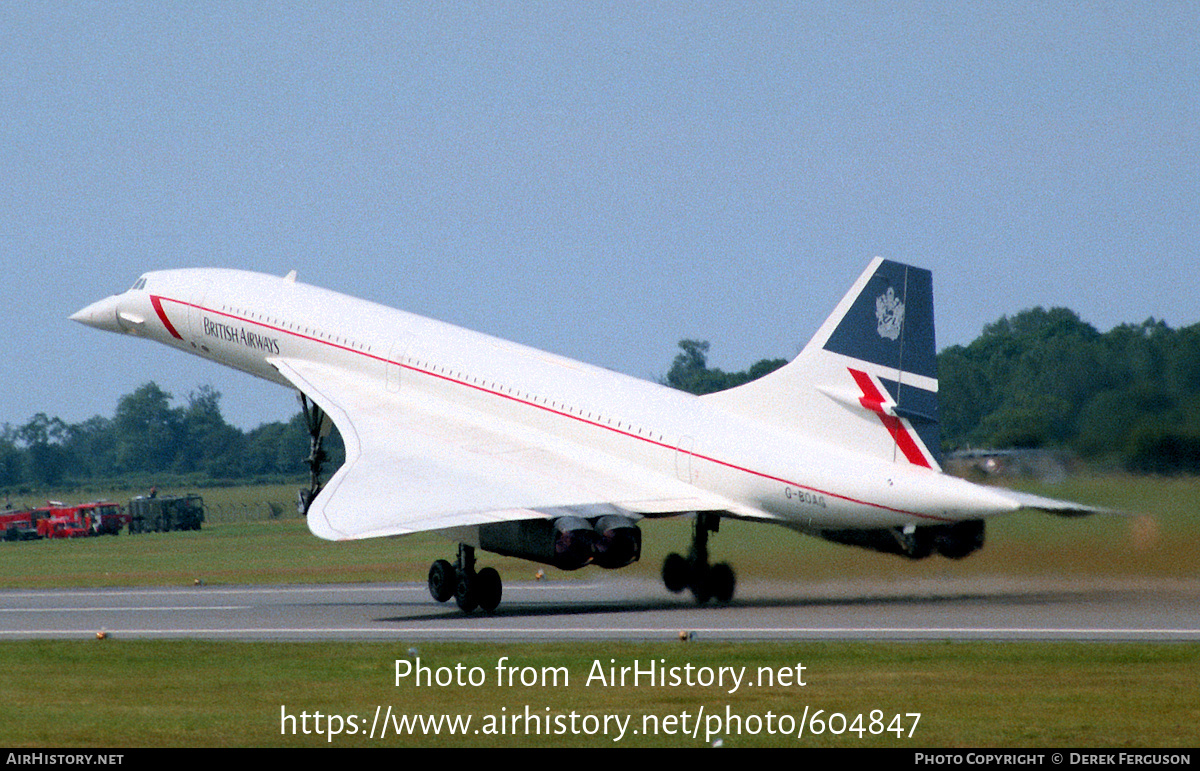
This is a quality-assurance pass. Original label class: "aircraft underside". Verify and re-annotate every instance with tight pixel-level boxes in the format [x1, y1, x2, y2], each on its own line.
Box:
[295, 394, 982, 613]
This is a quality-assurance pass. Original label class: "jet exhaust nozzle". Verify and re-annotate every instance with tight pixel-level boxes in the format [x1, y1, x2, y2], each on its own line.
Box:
[591, 515, 641, 569]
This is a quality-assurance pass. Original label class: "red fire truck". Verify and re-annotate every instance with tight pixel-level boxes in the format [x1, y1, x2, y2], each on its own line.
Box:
[1, 508, 41, 541]
[34, 504, 91, 539]
[1, 501, 130, 540]
[75, 501, 130, 535]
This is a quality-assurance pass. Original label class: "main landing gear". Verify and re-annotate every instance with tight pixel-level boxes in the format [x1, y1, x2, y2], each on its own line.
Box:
[428, 544, 503, 613]
[662, 511, 736, 605]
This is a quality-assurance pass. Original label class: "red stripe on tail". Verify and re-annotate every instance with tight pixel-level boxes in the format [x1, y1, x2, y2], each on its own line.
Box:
[848, 368, 931, 468]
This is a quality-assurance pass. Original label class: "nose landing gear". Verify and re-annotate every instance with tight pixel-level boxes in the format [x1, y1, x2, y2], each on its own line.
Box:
[296, 393, 329, 516]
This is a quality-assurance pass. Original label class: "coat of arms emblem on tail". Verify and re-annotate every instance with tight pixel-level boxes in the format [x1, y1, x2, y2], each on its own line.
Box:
[875, 287, 904, 340]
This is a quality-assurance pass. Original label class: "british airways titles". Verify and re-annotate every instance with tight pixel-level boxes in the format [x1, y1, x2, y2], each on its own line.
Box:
[203, 316, 281, 355]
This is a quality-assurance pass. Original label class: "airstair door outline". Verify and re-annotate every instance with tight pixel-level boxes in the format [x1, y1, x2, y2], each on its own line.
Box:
[386, 337, 409, 393]
[675, 435, 696, 483]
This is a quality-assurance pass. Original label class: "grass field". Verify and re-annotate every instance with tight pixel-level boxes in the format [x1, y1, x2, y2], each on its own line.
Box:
[0, 640, 1195, 747]
[1, 473, 1196, 748]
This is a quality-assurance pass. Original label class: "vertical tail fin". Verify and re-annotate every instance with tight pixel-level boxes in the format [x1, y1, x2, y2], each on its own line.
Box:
[702, 258, 941, 470]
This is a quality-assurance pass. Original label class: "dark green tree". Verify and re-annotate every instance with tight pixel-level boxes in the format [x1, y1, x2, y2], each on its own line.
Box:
[0, 426, 22, 488]
[938, 310, 1200, 472]
[18, 413, 70, 486]
[62, 416, 116, 480]
[112, 383, 183, 473]
[176, 386, 245, 475]
[663, 340, 787, 395]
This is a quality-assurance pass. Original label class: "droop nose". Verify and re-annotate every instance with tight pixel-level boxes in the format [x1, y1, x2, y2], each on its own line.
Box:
[70, 295, 138, 334]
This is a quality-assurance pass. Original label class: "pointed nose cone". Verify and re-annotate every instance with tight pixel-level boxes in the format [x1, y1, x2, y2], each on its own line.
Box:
[70, 296, 124, 333]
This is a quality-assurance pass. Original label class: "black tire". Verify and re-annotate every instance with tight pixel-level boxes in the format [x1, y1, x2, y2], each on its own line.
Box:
[455, 572, 478, 613]
[428, 559, 456, 603]
[662, 552, 689, 593]
[476, 567, 502, 612]
[710, 562, 736, 604]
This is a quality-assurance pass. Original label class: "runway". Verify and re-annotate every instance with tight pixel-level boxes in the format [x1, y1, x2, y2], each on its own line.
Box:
[2, 576, 1197, 642]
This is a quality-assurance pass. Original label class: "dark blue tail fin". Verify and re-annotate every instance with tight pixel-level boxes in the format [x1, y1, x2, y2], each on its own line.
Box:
[821, 260, 936, 381]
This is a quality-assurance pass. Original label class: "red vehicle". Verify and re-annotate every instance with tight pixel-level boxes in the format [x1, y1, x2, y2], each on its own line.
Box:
[75, 501, 129, 535]
[2, 501, 130, 541]
[35, 504, 91, 539]
[1, 508, 41, 541]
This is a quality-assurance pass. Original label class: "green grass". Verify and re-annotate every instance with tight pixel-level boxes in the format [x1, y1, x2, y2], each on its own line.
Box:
[3, 473, 1194, 589]
[1, 475, 1195, 748]
[0, 640, 1195, 748]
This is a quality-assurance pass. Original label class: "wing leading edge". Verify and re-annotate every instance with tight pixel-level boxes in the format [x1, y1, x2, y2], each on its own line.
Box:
[268, 357, 746, 541]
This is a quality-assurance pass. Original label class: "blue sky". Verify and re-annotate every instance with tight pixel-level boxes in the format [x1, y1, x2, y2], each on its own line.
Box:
[3, 3, 1196, 430]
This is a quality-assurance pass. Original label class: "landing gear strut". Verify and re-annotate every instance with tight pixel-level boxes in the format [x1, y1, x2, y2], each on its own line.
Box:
[662, 512, 736, 605]
[297, 393, 329, 517]
[428, 544, 503, 613]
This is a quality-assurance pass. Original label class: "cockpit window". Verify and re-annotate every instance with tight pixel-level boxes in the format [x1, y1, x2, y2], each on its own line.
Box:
[131, 277, 147, 291]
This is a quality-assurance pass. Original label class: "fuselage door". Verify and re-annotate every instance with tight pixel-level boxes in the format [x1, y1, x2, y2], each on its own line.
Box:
[675, 435, 696, 483]
[386, 337, 409, 392]
[187, 280, 212, 348]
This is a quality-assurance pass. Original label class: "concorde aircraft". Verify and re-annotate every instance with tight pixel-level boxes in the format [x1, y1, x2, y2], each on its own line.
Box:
[71, 259, 1103, 612]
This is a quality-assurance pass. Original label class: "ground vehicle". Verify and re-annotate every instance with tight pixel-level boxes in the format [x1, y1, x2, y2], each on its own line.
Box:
[76, 501, 130, 535]
[34, 505, 91, 539]
[3, 501, 128, 540]
[127, 494, 204, 533]
[1, 508, 42, 541]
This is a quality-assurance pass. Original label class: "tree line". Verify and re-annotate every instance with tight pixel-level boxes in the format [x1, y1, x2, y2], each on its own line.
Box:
[4, 305, 1199, 489]
[0, 383, 343, 489]
[937, 308, 1200, 473]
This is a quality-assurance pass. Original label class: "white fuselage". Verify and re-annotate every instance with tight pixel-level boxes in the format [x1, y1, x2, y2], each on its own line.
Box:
[72, 269, 1021, 535]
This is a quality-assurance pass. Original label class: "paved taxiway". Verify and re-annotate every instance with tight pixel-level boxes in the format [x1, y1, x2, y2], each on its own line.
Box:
[1, 577, 1197, 641]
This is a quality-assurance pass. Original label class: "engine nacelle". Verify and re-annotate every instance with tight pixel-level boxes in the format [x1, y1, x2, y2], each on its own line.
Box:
[818, 520, 985, 561]
[478, 515, 642, 571]
[929, 519, 985, 559]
